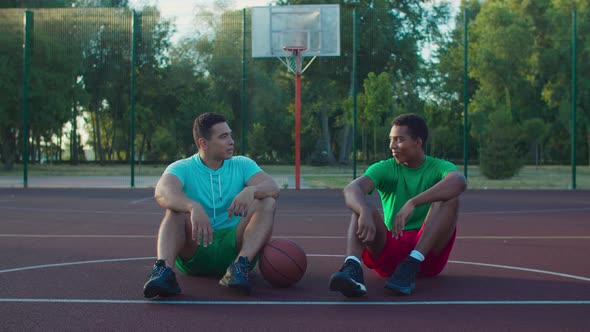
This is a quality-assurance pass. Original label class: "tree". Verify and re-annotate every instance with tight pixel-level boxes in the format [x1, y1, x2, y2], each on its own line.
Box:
[274, 0, 451, 165]
[479, 107, 524, 179]
[0, 9, 22, 170]
[522, 118, 549, 166]
[434, 0, 481, 162]
[539, 0, 589, 165]
[362, 72, 394, 162]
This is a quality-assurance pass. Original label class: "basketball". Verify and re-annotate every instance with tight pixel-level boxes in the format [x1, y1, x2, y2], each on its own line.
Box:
[259, 239, 307, 288]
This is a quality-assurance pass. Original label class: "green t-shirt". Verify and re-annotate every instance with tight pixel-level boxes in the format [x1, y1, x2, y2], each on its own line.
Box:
[364, 156, 458, 231]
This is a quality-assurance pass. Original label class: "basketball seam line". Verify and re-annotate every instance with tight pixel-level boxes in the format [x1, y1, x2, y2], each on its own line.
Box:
[260, 254, 298, 283]
[267, 243, 305, 273]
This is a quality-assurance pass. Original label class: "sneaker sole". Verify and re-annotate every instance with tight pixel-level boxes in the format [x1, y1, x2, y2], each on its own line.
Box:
[219, 279, 252, 295]
[384, 281, 414, 295]
[143, 285, 180, 299]
[329, 272, 366, 298]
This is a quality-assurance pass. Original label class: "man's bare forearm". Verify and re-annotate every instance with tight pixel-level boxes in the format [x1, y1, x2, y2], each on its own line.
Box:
[154, 177, 203, 215]
[343, 182, 371, 216]
[410, 172, 466, 207]
[248, 179, 280, 199]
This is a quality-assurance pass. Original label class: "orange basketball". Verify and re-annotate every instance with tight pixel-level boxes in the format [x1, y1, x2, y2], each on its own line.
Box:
[259, 239, 307, 288]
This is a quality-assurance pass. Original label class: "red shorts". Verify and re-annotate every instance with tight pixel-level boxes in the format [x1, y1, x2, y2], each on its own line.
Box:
[362, 227, 456, 278]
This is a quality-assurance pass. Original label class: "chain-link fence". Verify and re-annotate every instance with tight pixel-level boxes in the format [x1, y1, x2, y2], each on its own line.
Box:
[0, 2, 588, 189]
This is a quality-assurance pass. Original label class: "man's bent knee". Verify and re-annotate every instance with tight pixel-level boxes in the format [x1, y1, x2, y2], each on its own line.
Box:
[162, 209, 188, 225]
[254, 197, 277, 215]
[432, 196, 459, 210]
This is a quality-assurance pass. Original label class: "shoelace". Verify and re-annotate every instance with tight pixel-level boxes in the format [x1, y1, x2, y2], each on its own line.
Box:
[235, 259, 249, 280]
[342, 262, 361, 280]
[150, 264, 166, 278]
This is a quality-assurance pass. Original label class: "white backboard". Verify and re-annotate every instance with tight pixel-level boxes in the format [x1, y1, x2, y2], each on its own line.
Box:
[251, 4, 340, 58]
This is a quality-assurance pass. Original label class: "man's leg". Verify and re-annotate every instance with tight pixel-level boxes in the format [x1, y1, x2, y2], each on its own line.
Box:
[385, 197, 459, 295]
[414, 197, 460, 256]
[235, 197, 277, 261]
[346, 206, 388, 259]
[329, 206, 388, 297]
[157, 209, 198, 264]
[219, 197, 276, 294]
[144, 210, 196, 299]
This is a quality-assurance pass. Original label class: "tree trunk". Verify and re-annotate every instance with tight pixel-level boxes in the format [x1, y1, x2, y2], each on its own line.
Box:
[339, 124, 350, 164]
[339, 65, 357, 165]
[35, 134, 41, 163]
[71, 115, 79, 165]
[373, 125, 377, 162]
[362, 128, 368, 163]
[138, 134, 146, 163]
[320, 98, 337, 165]
[1, 127, 16, 171]
[93, 100, 105, 164]
[57, 131, 62, 162]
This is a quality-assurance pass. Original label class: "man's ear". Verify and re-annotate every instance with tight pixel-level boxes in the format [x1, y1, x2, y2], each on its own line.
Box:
[197, 137, 208, 150]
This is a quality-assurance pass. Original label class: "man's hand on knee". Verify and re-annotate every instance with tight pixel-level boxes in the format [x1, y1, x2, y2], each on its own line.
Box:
[228, 188, 255, 218]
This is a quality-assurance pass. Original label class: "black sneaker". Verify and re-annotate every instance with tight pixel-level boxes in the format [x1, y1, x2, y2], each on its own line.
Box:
[384, 256, 421, 295]
[143, 259, 181, 299]
[219, 256, 251, 295]
[328, 259, 366, 298]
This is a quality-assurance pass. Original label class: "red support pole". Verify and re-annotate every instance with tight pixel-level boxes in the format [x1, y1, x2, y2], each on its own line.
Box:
[295, 53, 301, 190]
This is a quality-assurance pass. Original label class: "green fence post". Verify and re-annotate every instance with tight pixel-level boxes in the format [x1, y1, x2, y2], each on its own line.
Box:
[463, 7, 469, 180]
[242, 8, 247, 154]
[130, 10, 140, 187]
[352, 7, 358, 179]
[571, 6, 577, 189]
[22, 10, 33, 188]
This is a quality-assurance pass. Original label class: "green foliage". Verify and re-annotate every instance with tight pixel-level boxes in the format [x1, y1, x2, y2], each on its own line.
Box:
[1, 1, 588, 168]
[478, 109, 524, 179]
[145, 126, 177, 161]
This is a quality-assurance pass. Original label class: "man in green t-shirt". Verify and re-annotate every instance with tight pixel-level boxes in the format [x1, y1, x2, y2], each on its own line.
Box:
[329, 113, 466, 297]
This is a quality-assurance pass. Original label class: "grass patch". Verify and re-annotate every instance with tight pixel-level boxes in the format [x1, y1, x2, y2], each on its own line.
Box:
[1, 163, 588, 189]
[0, 163, 166, 176]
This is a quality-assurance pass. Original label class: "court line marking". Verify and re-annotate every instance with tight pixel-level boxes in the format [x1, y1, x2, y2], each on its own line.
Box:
[0, 256, 589, 282]
[461, 207, 590, 215]
[129, 196, 154, 205]
[0, 234, 589, 240]
[0, 206, 159, 215]
[1, 205, 590, 216]
[0, 257, 155, 274]
[0, 298, 588, 305]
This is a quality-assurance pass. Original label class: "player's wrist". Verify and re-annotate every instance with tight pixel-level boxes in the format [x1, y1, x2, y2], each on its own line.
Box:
[244, 186, 256, 199]
[189, 202, 202, 214]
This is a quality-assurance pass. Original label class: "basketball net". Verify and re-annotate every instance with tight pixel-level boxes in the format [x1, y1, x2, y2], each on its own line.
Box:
[278, 47, 317, 75]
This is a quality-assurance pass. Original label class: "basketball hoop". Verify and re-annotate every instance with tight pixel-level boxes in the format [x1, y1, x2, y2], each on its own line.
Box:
[279, 46, 305, 74]
[278, 46, 317, 75]
[251, 5, 340, 190]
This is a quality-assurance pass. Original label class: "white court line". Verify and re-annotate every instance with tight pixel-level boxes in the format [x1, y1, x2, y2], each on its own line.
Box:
[0, 256, 589, 282]
[129, 196, 154, 205]
[448, 260, 590, 282]
[0, 234, 155, 238]
[0, 256, 588, 306]
[0, 298, 588, 305]
[0, 206, 159, 215]
[0, 257, 155, 274]
[1, 234, 589, 240]
[461, 207, 590, 215]
[1, 205, 590, 216]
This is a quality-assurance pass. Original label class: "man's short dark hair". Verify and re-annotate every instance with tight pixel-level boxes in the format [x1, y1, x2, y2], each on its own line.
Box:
[193, 112, 227, 145]
[391, 113, 428, 148]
